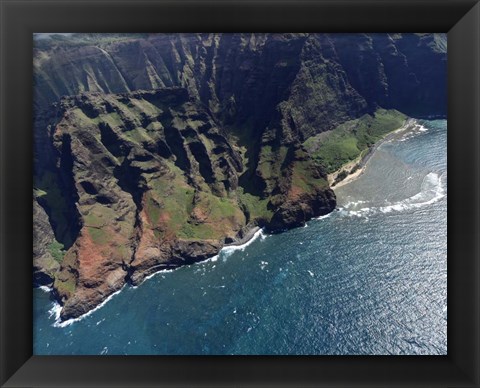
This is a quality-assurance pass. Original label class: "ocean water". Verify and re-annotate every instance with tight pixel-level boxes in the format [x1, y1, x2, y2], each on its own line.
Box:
[33, 119, 447, 355]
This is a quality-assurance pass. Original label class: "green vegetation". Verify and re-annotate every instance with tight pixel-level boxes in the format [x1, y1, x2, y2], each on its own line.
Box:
[257, 145, 274, 179]
[84, 204, 116, 228]
[237, 188, 273, 221]
[88, 227, 109, 245]
[145, 195, 162, 225]
[303, 109, 406, 174]
[34, 171, 72, 245]
[333, 170, 349, 186]
[178, 192, 242, 240]
[147, 164, 196, 234]
[71, 108, 101, 126]
[101, 112, 123, 128]
[209, 195, 238, 220]
[129, 98, 161, 117]
[257, 146, 288, 176]
[224, 119, 256, 150]
[34, 188, 47, 197]
[291, 160, 328, 194]
[83, 202, 134, 246]
[54, 277, 76, 296]
[48, 240, 65, 263]
[123, 127, 153, 144]
[145, 160, 247, 240]
[180, 222, 216, 240]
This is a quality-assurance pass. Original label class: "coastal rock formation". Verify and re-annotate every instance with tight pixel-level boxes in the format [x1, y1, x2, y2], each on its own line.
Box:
[33, 197, 59, 286]
[33, 33, 447, 320]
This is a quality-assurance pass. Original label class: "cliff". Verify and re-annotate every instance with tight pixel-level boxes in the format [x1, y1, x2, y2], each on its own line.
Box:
[33, 33, 446, 320]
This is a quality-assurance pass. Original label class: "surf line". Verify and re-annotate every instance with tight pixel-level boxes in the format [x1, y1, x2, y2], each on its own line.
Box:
[328, 118, 426, 190]
[48, 227, 267, 328]
[49, 285, 127, 328]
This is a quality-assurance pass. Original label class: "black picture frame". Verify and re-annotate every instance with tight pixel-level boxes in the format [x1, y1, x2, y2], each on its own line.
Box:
[1, 0, 479, 387]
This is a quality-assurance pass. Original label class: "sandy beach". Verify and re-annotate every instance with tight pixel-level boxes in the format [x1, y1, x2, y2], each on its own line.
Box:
[328, 118, 419, 190]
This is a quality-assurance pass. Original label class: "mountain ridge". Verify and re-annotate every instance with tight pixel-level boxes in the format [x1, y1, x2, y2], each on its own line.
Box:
[33, 33, 447, 320]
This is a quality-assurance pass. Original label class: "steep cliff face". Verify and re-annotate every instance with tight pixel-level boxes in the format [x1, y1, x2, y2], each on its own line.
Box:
[33, 33, 446, 320]
[34, 87, 334, 320]
[329, 33, 447, 117]
[34, 33, 446, 119]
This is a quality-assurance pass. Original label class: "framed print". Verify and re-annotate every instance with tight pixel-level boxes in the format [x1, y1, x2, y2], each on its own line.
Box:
[1, 0, 479, 386]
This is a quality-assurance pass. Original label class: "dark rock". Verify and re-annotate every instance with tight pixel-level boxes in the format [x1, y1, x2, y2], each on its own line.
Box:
[267, 189, 336, 232]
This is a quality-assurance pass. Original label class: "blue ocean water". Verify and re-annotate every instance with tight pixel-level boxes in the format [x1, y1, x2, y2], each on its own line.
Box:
[33, 119, 447, 355]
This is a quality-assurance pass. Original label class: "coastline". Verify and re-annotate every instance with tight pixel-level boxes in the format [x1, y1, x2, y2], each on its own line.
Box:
[224, 226, 261, 247]
[34, 118, 447, 355]
[328, 118, 419, 190]
[40, 117, 407, 325]
[40, 119, 423, 326]
[43, 225, 266, 327]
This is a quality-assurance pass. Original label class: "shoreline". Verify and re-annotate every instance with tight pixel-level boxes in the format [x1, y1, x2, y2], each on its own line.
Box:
[223, 226, 261, 248]
[328, 118, 419, 190]
[40, 225, 266, 327]
[38, 119, 424, 326]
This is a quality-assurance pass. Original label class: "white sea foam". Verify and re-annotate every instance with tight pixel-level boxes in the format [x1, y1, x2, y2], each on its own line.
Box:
[378, 172, 445, 213]
[339, 172, 445, 218]
[51, 228, 268, 326]
[48, 303, 61, 320]
[220, 228, 265, 259]
[398, 122, 429, 142]
[342, 200, 367, 210]
[316, 212, 333, 220]
[417, 124, 429, 132]
[133, 228, 266, 290]
[207, 255, 219, 262]
[51, 285, 126, 328]
[131, 265, 179, 287]
[38, 285, 52, 293]
[143, 267, 175, 282]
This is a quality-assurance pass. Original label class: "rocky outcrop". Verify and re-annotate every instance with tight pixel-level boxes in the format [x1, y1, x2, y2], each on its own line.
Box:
[33, 197, 59, 286]
[267, 189, 336, 232]
[33, 33, 446, 320]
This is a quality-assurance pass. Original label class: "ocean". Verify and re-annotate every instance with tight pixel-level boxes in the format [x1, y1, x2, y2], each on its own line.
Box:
[33, 119, 447, 355]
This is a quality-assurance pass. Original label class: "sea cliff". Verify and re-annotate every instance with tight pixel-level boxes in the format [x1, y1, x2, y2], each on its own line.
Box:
[33, 33, 446, 320]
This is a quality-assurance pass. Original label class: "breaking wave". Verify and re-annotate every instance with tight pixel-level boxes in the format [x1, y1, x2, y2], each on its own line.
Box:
[378, 172, 445, 213]
[221, 228, 265, 259]
[316, 212, 335, 220]
[50, 286, 126, 328]
[339, 172, 445, 217]
[397, 122, 430, 142]
[48, 228, 267, 327]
